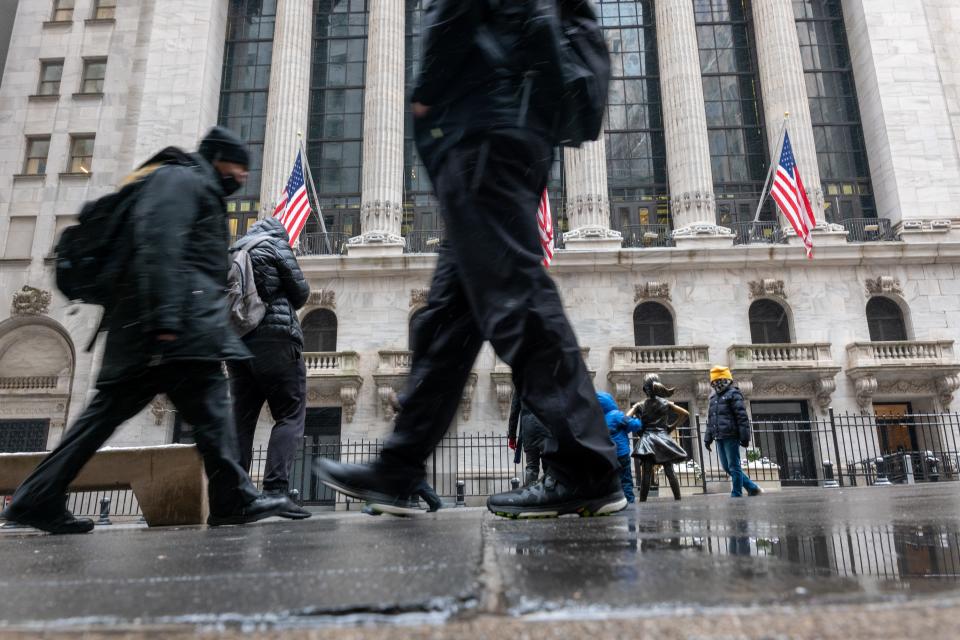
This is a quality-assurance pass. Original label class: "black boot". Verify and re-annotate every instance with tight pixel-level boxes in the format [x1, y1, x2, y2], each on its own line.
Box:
[1, 505, 94, 535]
[486, 475, 627, 519]
[207, 494, 288, 526]
[263, 488, 312, 520]
[315, 459, 421, 516]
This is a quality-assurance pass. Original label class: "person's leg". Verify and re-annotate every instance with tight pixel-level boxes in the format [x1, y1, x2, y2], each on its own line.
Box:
[256, 344, 307, 492]
[433, 132, 618, 490]
[4, 378, 156, 520]
[618, 455, 635, 503]
[719, 439, 745, 497]
[663, 464, 682, 500]
[639, 460, 655, 502]
[522, 436, 541, 486]
[227, 359, 265, 474]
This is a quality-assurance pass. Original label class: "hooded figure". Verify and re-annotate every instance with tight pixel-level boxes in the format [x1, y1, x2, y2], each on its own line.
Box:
[597, 392, 642, 504]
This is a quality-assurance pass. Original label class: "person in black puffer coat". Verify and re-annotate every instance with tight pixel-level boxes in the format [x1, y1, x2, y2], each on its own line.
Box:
[704, 366, 763, 498]
[227, 216, 311, 520]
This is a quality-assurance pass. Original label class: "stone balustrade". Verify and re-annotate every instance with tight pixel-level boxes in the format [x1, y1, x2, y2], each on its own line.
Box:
[377, 350, 413, 372]
[846, 340, 957, 369]
[729, 343, 834, 369]
[0, 376, 59, 391]
[302, 351, 362, 423]
[609, 345, 710, 370]
[303, 351, 360, 375]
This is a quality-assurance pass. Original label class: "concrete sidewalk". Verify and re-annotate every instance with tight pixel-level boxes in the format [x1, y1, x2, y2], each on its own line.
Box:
[1, 484, 959, 638]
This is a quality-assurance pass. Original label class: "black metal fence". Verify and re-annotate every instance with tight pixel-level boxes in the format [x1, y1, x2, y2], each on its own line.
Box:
[621, 224, 674, 248]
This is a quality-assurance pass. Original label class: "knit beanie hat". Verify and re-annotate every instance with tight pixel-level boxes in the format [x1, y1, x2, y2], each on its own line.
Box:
[710, 366, 733, 382]
[198, 126, 250, 168]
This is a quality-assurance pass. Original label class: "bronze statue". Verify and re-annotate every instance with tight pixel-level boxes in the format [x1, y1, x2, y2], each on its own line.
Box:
[629, 374, 690, 501]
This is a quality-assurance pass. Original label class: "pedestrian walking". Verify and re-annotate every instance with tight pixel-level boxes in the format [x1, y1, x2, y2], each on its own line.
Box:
[596, 392, 642, 504]
[508, 391, 551, 487]
[227, 217, 312, 520]
[317, 0, 625, 518]
[631, 374, 688, 502]
[704, 366, 764, 498]
[0, 127, 287, 533]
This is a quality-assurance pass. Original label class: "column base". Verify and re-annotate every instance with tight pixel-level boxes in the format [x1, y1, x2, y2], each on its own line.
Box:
[898, 220, 958, 244]
[563, 226, 623, 251]
[672, 223, 734, 249]
[346, 232, 405, 257]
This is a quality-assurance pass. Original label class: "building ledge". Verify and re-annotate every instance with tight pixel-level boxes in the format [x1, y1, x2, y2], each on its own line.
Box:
[12, 174, 46, 183]
[58, 172, 92, 180]
[28, 94, 60, 102]
[72, 92, 103, 100]
[303, 351, 362, 422]
[84, 18, 115, 26]
[42, 20, 72, 29]
[0, 258, 33, 266]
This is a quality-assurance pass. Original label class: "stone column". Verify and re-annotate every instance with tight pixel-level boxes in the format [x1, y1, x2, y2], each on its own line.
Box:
[563, 138, 622, 250]
[751, 0, 845, 243]
[655, 0, 731, 247]
[259, 0, 313, 215]
[348, 0, 405, 256]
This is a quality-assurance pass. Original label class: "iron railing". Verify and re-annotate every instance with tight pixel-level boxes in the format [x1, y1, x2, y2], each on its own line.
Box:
[837, 217, 894, 243]
[404, 229, 445, 254]
[621, 224, 674, 248]
[729, 221, 783, 245]
[295, 232, 349, 256]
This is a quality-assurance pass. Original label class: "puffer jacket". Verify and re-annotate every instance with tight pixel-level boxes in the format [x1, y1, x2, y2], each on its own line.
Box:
[597, 392, 642, 458]
[97, 151, 250, 385]
[705, 384, 751, 446]
[236, 217, 310, 347]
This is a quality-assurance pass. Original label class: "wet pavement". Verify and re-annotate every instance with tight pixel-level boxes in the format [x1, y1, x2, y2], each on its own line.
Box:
[1, 484, 959, 635]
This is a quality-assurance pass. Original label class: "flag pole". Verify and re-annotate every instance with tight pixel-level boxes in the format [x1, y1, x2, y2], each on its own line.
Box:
[752, 112, 790, 224]
[297, 132, 333, 255]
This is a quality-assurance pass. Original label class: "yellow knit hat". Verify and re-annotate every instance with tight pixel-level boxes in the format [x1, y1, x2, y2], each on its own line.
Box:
[710, 366, 733, 382]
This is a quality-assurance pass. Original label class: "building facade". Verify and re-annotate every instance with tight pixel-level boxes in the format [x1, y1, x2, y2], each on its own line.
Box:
[1, 1, 960, 475]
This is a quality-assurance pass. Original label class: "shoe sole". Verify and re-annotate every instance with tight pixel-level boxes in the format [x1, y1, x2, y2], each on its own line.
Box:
[488, 494, 628, 520]
[1, 516, 94, 535]
[207, 502, 288, 527]
[316, 472, 421, 517]
[364, 501, 421, 517]
[278, 511, 313, 520]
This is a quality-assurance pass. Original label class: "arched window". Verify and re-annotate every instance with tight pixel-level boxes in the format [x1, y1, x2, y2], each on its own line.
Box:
[302, 309, 337, 352]
[866, 297, 907, 342]
[633, 302, 675, 347]
[749, 300, 791, 344]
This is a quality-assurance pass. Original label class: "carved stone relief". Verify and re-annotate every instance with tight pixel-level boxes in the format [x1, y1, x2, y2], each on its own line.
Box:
[634, 282, 671, 302]
[864, 276, 902, 297]
[308, 289, 336, 308]
[11, 286, 52, 316]
[748, 279, 786, 300]
[491, 372, 513, 420]
[150, 395, 171, 426]
[410, 288, 429, 308]
[461, 373, 478, 422]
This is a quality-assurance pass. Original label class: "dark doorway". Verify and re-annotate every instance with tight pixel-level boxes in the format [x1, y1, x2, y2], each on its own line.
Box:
[0, 419, 49, 452]
[866, 297, 908, 342]
[302, 309, 338, 352]
[750, 401, 817, 486]
[291, 407, 342, 506]
[633, 302, 675, 346]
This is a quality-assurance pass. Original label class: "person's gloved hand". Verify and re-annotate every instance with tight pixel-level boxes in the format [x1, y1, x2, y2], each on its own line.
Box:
[508, 437, 517, 451]
[704, 441, 712, 452]
[740, 439, 750, 449]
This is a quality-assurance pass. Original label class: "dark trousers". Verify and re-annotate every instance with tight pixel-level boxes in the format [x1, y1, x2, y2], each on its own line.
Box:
[521, 414, 549, 486]
[7, 362, 259, 517]
[617, 455, 635, 503]
[381, 130, 619, 488]
[228, 342, 306, 492]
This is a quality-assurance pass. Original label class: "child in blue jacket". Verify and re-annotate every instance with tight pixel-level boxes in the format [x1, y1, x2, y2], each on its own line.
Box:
[597, 392, 643, 503]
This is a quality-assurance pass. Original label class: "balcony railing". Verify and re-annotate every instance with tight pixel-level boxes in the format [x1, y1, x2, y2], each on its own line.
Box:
[621, 224, 674, 248]
[377, 350, 413, 372]
[610, 345, 710, 370]
[729, 221, 783, 246]
[728, 343, 835, 369]
[303, 351, 360, 376]
[295, 232, 349, 256]
[404, 229, 445, 254]
[837, 218, 894, 243]
[0, 376, 59, 391]
[847, 340, 957, 369]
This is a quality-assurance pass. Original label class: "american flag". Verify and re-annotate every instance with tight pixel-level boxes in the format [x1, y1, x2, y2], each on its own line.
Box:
[538, 189, 554, 267]
[272, 151, 312, 246]
[770, 131, 816, 259]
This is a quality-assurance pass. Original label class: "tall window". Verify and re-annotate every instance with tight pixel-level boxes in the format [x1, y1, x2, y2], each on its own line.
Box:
[218, 0, 276, 210]
[305, 0, 368, 238]
[866, 298, 907, 342]
[633, 302, 675, 346]
[600, 0, 668, 233]
[68, 135, 94, 173]
[749, 299, 791, 344]
[23, 137, 50, 175]
[794, 0, 875, 221]
[52, 0, 74, 22]
[92, 0, 116, 20]
[695, 0, 769, 226]
[80, 58, 106, 93]
[302, 309, 338, 352]
[38, 61, 63, 96]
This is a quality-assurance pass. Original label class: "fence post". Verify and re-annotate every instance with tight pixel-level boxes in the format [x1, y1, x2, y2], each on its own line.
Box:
[456, 480, 465, 507]
[97, 496, 112, 526]
[828, 408, 844, 488]
[695, 415, 708, 495]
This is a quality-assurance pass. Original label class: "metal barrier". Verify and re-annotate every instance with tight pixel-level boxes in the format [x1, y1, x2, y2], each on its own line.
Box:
[729, 221, 783, 245]
[403, 229, 445, 254]
[295, 232, 349, 256]
[621, 224, 674, 248]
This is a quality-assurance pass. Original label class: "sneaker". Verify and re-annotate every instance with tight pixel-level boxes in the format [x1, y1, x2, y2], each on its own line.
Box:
[486, 475, 627, 519]
[315, 459, 421, 517]
[747, 486, 764, 497]
[207, 494, 288, 526]
[1, 506, 94, 535]
[263, 490, 312, 520]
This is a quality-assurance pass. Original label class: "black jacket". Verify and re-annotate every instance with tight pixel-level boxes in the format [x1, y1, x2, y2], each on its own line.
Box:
[412, 0, 556, 170]
[237, 217, 310, 348]
[705, 385, 752, 446]
[97, 153, 249, 385]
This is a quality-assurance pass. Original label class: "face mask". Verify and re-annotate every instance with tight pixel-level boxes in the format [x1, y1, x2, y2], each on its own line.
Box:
[219, 174, 242, 196]
[711, 379, 729, 393]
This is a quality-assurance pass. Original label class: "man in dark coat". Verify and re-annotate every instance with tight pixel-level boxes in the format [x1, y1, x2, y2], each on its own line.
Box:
[507, 391, 551, 487]
[228, 217, 311, 519]
[704, 366, 763, 498]
[318, 0, 623, 519]
[0, 127, 287, 533]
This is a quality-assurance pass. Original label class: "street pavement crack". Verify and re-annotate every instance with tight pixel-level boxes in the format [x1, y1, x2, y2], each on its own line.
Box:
[477, 516, 507, 616]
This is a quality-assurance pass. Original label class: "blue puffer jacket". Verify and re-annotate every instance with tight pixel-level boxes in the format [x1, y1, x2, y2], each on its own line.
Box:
[597, 392, 642, 458]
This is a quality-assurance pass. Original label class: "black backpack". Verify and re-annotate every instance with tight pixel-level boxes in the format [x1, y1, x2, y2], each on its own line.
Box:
[477, 0, 611, 147]
[55, 147, 196, 307]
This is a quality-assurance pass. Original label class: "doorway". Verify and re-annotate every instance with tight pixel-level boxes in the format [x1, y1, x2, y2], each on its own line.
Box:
[291, 407, 342, 506]
[750, 401, 818, 486]
[874, 403, 917, 454]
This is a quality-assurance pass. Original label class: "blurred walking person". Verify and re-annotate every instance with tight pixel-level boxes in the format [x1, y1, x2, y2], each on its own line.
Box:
[508, 392, 551, 486]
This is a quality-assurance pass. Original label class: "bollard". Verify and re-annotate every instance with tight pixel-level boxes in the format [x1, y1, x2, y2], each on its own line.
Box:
[510, 477, 520, 490]
[874, 457, 893, 486]
[97, 496, 113, 526]
[925, 451, 940, 482]
[289, 488, 301, 506]
[903, 452, 915, 485]
[822, 461, 839, 488]
[456, 480, 465, 507]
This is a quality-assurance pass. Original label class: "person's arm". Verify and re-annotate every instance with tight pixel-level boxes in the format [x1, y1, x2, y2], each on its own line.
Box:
[731, 389, 752, 447]
[625, 415, 643, 434]
[132, 166, 196, 337]
[411, 0, 484, 108]
[667, 402, 690, 432]
[704, 401, 715, 450]
[626, 401, 642, 418]
[273, 241, 310, 310]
